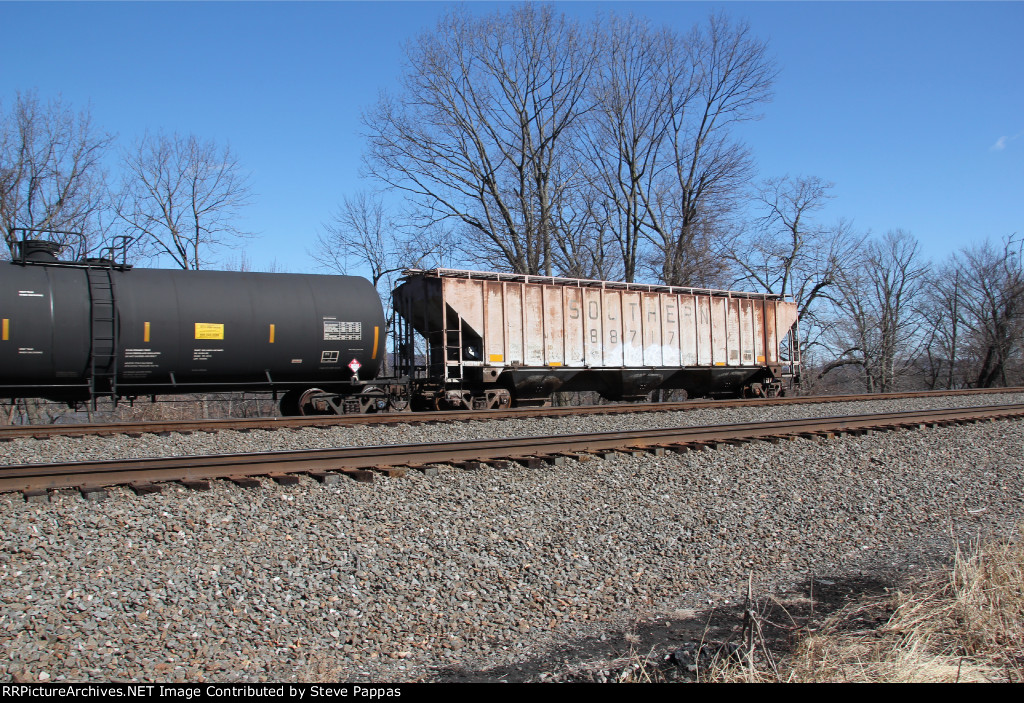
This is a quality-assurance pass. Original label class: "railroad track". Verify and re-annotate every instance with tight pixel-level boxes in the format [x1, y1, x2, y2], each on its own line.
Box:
[4, 402, 1023, 499]
[2, 387, 1022, 441]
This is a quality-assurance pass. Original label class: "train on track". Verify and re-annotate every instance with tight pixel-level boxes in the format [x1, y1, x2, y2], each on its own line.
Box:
[1, 231, 801, 415]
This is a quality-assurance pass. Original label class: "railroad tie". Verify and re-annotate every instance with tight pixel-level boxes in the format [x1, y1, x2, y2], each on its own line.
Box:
[340, 469, 375, 483]
[453, 460, 485, 471]
[306, 471, 344, 485]
[229, 476, 263, 488]
[268, 473, 301, 485]
[512, 456, 547, 469]
[372, 466, 408, 478]
[129, 482, 163, 496]
[79, 485, 108, 502]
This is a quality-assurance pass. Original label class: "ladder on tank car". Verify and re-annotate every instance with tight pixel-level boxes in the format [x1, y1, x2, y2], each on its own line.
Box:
[86, 266, 118, 407]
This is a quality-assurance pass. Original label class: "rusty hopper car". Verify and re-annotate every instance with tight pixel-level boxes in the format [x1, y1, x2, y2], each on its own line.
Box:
[393, 268, 801, 409]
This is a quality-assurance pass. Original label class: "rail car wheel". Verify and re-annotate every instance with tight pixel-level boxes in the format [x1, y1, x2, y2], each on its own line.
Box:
[359, 387, 389, 413]
[298, 388, 333, 415]
[280, 388, 333, 416]
[388, 387, 412, 412]
[433, 391, 473, 411]
[741, 382, 766, 399]
[279, 389, 302, 416]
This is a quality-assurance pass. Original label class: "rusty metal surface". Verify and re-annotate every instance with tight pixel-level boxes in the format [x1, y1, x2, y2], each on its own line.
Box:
[395, 269, 800, 378]
[3, 403, 1023, 495]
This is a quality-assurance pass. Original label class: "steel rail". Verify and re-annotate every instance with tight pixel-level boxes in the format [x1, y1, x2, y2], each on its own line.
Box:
[3, 403, 1023, 495]
[2, 387, 1023, 441]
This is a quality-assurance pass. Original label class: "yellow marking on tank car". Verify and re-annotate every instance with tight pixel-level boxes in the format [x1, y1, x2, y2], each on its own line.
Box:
[489, 354, 504, 363]
[548, 362, 562, 367]
[372, 326, 379, 359]
[195, 323, 225, 340]
[144, 321, 150, 343]
[2, 318, 8, 341]
[269, 323, 276, 343]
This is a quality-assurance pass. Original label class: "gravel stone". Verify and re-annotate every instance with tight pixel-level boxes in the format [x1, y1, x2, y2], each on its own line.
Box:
[1, 392, 1022, 466]
[1, 394, 1023, 682]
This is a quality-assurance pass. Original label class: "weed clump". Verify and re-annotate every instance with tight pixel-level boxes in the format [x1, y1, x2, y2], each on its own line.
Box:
[750, 529, 1024, 683]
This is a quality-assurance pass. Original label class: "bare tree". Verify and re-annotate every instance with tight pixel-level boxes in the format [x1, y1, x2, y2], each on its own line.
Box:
[0, 91, 113, 258]
[363, 3, 596, 275]
[955, 237, 1024, 387]
[580, 12, 774, 286]
[642, 13, 775, 287]
[919, 262, 964, 389]
[312, 192, 449, 290]
[313, 192, 452, 375]
[363, 6, 774, 285]
[822, 230, 930, 392]
[547, 183, 622, 280]
[728, 175, 862, 357]
[116, 132, 251, 270]
[583, 14, 675, 282]
[223, 251, 284, 274]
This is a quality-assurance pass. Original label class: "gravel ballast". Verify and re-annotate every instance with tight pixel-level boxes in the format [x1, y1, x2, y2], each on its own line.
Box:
[2, 392, 1024, 466]
[2, 396, 1024, 682]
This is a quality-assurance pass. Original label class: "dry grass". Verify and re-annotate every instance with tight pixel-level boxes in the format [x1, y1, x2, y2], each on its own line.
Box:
[713, 528, 1024, 683]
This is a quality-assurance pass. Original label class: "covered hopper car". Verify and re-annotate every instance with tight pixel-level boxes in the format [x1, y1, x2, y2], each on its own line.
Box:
[393, 268, 800, 410]
[0, 234, 800, 415]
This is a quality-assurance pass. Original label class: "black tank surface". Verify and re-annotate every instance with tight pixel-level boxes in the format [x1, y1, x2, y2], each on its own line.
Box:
[0, 260, 386, 402]
[0, 260, 91, 392]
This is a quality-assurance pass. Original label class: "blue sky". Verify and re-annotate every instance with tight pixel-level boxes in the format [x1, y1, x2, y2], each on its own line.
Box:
[2, 1, 1021, 275]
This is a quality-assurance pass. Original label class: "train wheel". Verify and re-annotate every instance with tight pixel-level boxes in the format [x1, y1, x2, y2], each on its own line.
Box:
[279, 388, 333, 416]
[358, 387, 388, 413]
[388, 387, 412, 412]
[279, 390, 302, 416]
[297, 388, 331, 415]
